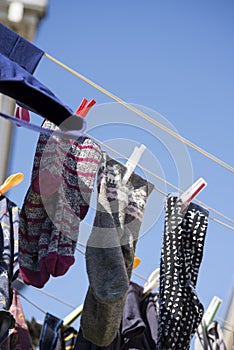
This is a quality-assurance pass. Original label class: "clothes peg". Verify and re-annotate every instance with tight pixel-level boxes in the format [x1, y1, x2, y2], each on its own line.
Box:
[75, 98, 96, 118]
[0, 173, 24, 195]
[143, 267, 160, 295]
[63, 304, 83, 327]
[14, 105, 30, 127]
[180, 177, 207, 211]
[133, 255, 141, 269]
[203, 296, 222, 329]
[122, 144, 146, 185]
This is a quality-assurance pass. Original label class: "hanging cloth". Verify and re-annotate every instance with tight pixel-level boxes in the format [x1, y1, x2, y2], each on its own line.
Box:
[39, 313, 63, 350]
[19, 120, 102, 288]
[75, 281, 158, 349]
[81, 153, 154, 347]
[157, 195, 209, 350]
[194, 321, 227, 350]
[1, 289, 33, 350]
[0, 196, 20, 346]
[0, 23, 74, 126]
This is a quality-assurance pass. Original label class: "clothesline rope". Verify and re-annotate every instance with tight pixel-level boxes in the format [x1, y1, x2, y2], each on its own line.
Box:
[17, 290, 46, 315]
[44, 52, 234, 174]
[86, 133, 234, 231]
[17, 287, 234, 337]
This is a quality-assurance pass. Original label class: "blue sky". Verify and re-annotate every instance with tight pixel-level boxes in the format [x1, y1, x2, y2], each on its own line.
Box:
[5, 0, 234, 347]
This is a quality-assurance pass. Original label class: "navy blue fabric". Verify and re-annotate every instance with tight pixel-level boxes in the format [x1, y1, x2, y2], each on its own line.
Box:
[0, 23, 44, 74]
[0, 53, 73, 125]
[0, 196, 20, 346]
[75, 282, 158, 350]
[39, 313, 63, 350]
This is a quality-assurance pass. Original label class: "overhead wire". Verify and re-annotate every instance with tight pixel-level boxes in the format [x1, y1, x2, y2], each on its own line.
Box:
[44, 53, 234, 174]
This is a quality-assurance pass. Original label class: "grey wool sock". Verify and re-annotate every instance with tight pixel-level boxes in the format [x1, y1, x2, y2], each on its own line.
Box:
[81, 152, 154, 347]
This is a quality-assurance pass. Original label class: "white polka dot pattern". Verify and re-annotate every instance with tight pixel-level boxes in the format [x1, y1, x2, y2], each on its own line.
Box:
[157, 195, 209, 350]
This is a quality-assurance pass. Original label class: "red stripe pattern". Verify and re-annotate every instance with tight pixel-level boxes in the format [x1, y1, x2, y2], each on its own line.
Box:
[19, 119, 102, 288]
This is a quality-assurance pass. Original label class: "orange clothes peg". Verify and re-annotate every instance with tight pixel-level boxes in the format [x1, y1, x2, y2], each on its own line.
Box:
[0, 173, 24, 195]
[133, 255, 141, 269]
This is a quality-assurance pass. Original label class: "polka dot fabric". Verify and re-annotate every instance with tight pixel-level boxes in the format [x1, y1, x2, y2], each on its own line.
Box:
[157, 195, 209, 350]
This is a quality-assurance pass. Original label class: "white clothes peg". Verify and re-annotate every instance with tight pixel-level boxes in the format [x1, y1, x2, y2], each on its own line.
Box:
[143, 267, 160, 295]
[180, 177, 207, 211]
[203, 296, 222, 328]
[122, 144, 146, 185]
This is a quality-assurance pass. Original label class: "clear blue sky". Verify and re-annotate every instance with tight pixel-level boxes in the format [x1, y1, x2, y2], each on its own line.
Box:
[6, 0, 234, 347]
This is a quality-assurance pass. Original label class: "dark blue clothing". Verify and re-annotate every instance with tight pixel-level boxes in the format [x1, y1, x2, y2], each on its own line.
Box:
[0, 196, 20, 346]
[0, 53, 73, 125]
[75, 282, 158, 350]
[0, 24, 74, 126]
[0, 23, 44, 74]
[39, 313, 63, 350]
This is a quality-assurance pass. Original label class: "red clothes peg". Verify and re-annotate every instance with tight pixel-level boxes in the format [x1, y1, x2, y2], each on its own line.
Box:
[180, 177, 207, 211]
[14, 105, 30, 127]
[75, 98, 96, 118]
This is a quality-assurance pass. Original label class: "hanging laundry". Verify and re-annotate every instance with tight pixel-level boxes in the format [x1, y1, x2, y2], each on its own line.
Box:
[157, 195, 209, 350]
[194, 321, 227, 350]
[1, 289, 33, 350]
[0, 23, 77, 126]
[0, 23, 43, 74]
[26, 317, 42, 349]
[80, 153, 154, 347]
[76, 281, 158, 349]
[0, 196, 20, 346]
[19, 120, 102, 288]
[39, 312, 78, 350]
[61, 326, 78, 350]
[39, 313, 63, 350]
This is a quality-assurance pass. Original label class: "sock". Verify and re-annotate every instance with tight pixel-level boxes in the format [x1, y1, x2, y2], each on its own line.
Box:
[81, 153, 153, 346]
[157, 195, 209, 350]
[19, 120, 101, 287]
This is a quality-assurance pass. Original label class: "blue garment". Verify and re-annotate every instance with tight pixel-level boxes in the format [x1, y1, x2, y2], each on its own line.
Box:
[0, 24, 74, 126]
[0, 196, 20, 346]
[39, 313, 63, 350]
[0, 23, 44, 74]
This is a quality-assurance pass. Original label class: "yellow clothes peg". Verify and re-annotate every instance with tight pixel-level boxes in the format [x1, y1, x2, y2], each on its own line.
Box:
[63, 304, 83, 326]
[0, 173, 24, 195]
[133, 255, 141, 269]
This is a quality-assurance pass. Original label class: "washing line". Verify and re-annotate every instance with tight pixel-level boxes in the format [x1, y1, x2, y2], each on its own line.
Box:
[88, 133, 234, 231]
[44, 53, 234, 174]
[1, 107, 233, 229]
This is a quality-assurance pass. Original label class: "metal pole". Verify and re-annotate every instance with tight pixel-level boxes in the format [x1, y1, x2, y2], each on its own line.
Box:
[0, 95, 15, 184]
[223, 287, 234, 350]
[0, 0, 48, 184]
